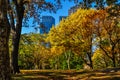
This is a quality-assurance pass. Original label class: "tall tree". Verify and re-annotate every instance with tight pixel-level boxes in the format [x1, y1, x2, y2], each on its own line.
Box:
[9, 0, 58, 73]
[95, 6, 120, 67]
[47, 9, 106, 69]
[0, 0, 11, 79]
[10, 0, 25, 74]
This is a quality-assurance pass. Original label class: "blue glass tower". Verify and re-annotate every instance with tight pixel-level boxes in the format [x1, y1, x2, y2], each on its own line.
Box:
[40, 16, 55, 34]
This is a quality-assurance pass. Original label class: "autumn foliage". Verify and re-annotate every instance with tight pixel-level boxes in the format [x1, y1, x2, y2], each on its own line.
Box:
[18, 7, 120, 70]
[47, 8, 120, 69]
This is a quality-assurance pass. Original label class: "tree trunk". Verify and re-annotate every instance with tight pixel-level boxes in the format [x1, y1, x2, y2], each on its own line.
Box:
[111, 45, 116, 67]
[55, 57, 58, 70]
[0, 0, 11, 79]
[55, 64, 58, 70]
[11, 30, 21, 73]
[67, 53, 71, 70]
[112, 53, 116, 67]
[67, 59, 70, 70]
[87, 52, 93, 69]
[65, 50, 71, 70]
[11, 0, 24, 73]
[112, 58, 116, 67]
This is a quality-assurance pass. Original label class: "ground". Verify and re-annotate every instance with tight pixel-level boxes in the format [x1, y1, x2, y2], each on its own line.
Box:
[12, 68, 120, 80]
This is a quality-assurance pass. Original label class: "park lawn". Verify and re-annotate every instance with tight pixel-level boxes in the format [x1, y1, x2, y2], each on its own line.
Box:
[12, 68, 120, 80]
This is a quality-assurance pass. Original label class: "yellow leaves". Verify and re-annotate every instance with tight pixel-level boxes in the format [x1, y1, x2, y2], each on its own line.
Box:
[33, 45, 51, 60]
[92, 49, 103, 60]
[47, 8, 108, 56]
[51, 46, 65, 57]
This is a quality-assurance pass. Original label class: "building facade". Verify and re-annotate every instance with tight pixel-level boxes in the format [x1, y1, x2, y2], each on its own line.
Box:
[40, 16, 55, 34]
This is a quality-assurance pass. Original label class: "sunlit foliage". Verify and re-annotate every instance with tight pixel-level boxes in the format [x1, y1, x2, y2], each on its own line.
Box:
[47, 8, 107, 69]
[92, 49, 112, 69]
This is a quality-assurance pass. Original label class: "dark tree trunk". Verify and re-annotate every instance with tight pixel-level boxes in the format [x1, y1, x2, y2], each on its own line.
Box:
[11, 0, 24, 74]
[12, 28, 21, 73]
[87, 52, 93, 69]
[111, 45, 116, 67]
[112, 52, 116, 67]
[112, 57, 116, 67]
[0, 0, 11, 79]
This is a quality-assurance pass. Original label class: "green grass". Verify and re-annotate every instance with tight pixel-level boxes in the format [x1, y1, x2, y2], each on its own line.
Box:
[12, 68, 120, 80]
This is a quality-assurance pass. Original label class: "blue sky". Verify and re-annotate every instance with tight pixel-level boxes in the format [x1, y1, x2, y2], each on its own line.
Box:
[22, 0, 75, 34]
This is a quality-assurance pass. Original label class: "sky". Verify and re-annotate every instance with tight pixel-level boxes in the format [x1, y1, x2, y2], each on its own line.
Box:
[21, 0, 76, 34]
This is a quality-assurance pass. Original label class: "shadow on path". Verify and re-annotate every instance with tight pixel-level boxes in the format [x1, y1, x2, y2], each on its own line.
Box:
[12, 68, 120, 80]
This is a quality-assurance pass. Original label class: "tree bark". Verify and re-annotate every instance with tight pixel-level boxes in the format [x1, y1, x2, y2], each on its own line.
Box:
[0, 0, 11, 79]
[87, 52, 93, 69]
[67, 52, 71, 70]
[112, 52, 116, 67]
[65, 50, 71, 70]
[11, 0, 24, 73]
[12, 30, 21, 73]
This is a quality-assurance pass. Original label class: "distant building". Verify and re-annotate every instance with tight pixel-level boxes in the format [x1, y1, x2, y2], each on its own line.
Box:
[59, 16, 67, 22]
[68, 4, 83, 15]
[40, 16, 55, 34]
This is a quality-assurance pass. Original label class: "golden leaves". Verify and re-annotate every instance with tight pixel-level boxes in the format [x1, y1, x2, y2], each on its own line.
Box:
[47, 8, 113, 58]
[50, 46, 65, 57]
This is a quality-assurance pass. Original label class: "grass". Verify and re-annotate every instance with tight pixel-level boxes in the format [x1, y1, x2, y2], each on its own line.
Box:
[12, 68, 120, 80]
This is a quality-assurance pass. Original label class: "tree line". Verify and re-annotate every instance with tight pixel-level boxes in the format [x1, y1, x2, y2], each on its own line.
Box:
[16, 6, 120, 70]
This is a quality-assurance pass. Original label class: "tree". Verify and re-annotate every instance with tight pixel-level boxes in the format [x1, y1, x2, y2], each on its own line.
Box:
[92, 0, 119, 9]
[92, 49, 112, 69]
[18, 33, 35, 69]
[95, 6, 120, 67]
[18, 33, 53, 69]
[47, 9, 106, 69]
[10, 0, 25, 73]
[0, 0, 11, 79]
[8, 0, 59, 73]
[50, 45, 65, 69]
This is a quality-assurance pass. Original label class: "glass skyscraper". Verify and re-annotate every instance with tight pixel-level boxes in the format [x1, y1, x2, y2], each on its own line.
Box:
[40, 16, 55, 34]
